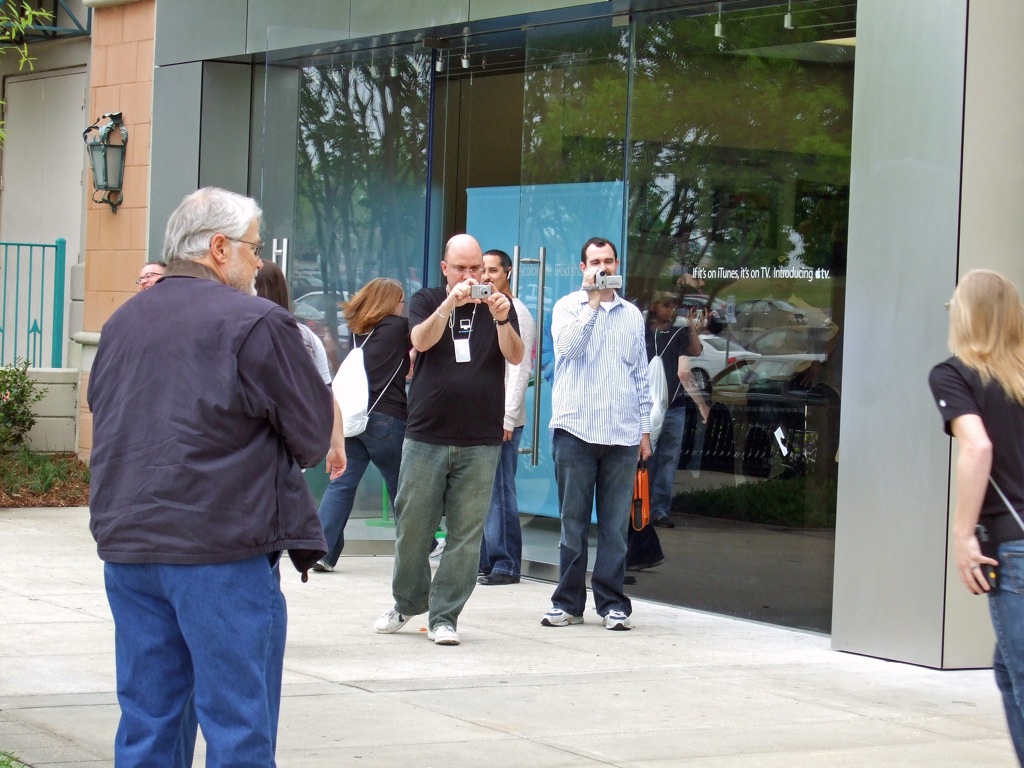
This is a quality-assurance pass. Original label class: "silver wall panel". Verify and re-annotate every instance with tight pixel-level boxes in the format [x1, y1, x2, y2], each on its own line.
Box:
[831, 0, 977, 667]
[199, 64, 252, 194]
[247, 0, 350, 54]
[469, 0, 598, 20]
[350, 0, 468, 39]
[154, 0, 247, 66]
[941, 0, 1024, 668]
[149, 63, 202, 261]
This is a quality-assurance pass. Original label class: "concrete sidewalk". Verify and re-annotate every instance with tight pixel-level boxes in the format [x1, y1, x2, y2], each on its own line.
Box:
[0, 507, 1016, 767]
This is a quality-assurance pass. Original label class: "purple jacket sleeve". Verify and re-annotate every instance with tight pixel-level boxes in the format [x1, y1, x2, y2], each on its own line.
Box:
[237, 307, 333, 468]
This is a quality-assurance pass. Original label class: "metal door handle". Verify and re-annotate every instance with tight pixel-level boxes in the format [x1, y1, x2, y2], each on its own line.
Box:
[513, 245, 546, 466]
[272, 238, 289, 276]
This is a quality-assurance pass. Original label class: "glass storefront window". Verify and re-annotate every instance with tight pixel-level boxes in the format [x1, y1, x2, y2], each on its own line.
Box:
[253, 0, 856, 632]
[292, 47, 432, 366]
[623, 0, 854, 630]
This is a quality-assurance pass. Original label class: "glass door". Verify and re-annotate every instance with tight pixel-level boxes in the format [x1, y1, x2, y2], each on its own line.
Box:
[464, 18, 632, 520]
[254, 30, 433, 511]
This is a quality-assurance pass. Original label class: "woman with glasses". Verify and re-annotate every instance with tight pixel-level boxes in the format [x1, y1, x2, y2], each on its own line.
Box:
[314, 277, 411, 572]
[930, 269, 1024, 764]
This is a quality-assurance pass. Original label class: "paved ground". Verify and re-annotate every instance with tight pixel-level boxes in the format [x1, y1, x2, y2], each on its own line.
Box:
[0, 507, 1017, 767]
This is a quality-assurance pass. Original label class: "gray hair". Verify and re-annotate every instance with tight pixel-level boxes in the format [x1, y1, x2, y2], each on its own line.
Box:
[162, 187, 262, 262]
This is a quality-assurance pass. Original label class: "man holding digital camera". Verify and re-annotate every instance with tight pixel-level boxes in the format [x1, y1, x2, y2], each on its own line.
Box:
[542, 236, 652, 632]
[375, 233, 524, 646]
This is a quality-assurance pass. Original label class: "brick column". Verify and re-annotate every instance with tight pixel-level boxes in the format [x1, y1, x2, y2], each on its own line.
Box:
[79, 0, 154, 461]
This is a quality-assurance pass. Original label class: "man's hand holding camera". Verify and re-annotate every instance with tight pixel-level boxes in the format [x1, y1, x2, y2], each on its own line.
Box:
[581, 266, 622, 308]
[484, 290, 512, 324]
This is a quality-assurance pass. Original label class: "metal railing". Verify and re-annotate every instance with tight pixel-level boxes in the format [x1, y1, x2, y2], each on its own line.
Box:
[0, 239, 67, 367]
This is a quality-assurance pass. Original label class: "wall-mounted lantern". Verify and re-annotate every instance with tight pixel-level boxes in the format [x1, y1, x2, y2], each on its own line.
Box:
[83, 112, 128, 213]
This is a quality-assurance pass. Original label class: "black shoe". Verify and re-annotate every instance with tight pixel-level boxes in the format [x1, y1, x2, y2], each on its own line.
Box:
[477, 573, 520, 586]
[626, 557, 665, 572]
[652, 516, 676, 529]
[623, 575, 637, 586]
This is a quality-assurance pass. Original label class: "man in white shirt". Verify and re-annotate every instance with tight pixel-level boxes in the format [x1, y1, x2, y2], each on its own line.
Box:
[478, 249, 536, 585]
[542, 237, 652, 632]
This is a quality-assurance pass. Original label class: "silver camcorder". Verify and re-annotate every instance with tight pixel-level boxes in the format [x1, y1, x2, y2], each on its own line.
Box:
[595, 271, 622, 290]
[470, 284, 493, 299]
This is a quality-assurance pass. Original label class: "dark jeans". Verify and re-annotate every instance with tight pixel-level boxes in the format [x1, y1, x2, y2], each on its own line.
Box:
[318, 412, 405, 567]
[549, 429, 636, 618]
[479, 426, 524, 577]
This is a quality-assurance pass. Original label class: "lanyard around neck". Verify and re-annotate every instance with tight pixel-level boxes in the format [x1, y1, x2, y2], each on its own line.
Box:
[448, 302, 478, 343]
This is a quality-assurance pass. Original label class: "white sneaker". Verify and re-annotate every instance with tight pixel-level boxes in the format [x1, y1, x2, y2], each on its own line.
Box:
[429, 537, 446, 559]
[427, 624, 460, 645]
[374, 607, 412, 634]
[540, 608, 584, 627]
[312, 559, 334, 573]
[604, 610, 631, 631]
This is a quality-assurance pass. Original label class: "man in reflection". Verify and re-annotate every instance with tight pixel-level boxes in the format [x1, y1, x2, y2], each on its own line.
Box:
[542, 237, 652, 632]
[645, 292, 708, 530]
[374, 234, 524, 646]
[477, 248, 536, 586]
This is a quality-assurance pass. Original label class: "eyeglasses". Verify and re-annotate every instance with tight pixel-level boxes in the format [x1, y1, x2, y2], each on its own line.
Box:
[135, 272, 162, 285]
[231, 238, 264, 259]
[446, 264, 482, 276]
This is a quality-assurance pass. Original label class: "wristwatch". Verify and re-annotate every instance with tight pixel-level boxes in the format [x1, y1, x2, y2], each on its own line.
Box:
[494, 317, 511, 326]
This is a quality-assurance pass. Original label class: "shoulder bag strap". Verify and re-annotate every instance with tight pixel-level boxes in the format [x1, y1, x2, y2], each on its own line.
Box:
[353, 328, 374, 349]
[367, 360, 404, 416]
[988, 477, 1024, 534]
[361, 325, 401, 416]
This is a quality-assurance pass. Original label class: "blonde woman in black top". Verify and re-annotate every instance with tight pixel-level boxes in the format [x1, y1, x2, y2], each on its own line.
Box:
[930, 269, 1024, 764]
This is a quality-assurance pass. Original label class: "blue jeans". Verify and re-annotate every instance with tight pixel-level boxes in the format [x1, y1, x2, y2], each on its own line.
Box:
[549, 429, 636, 618]
[989, 539, 1024, 763]
[392, 438, 501, 630]
[104, 555, 287, 768]
[479, 426, 524, 577]
[319, 412, 405, 566]
[650, 405, 686, 520]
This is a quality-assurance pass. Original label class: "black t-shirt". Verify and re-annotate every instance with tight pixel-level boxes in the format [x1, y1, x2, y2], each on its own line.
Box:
[929, 357, 1024, 526]
[350, 314, 411, 421]
[646, 324, 696, 408]
[406, 287, 520, 446]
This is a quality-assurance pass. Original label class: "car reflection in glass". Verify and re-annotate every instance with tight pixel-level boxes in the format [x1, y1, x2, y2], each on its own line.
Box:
[730, 298, 805, 347]
[688, 334, 758, 393]
[697, 357, 840, 481]
[293, 290, 350, 350]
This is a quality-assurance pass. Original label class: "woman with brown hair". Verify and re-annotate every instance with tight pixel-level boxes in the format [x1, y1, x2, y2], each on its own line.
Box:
[314, 277, 411, 572]
[255, 261, 331, 384]
[930, 269, 1024, 764]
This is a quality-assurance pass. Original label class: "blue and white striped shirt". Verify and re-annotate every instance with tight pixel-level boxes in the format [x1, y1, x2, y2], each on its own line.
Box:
[549, 290, 652, 446]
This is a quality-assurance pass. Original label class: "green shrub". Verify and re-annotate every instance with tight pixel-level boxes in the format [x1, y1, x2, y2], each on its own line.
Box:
[674, 476, 837, 529]
[0, 359, 46, 448]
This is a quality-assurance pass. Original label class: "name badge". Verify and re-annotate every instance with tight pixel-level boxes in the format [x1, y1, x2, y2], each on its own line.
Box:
[454, 338, 471, 363]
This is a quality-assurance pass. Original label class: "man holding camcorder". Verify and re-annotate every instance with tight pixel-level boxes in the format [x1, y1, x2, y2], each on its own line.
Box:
[542, 237, 653, 632]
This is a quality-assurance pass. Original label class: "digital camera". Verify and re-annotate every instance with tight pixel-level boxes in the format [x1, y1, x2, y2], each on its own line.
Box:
[470, 284, 493, 299]
[595, 271, 622, 290]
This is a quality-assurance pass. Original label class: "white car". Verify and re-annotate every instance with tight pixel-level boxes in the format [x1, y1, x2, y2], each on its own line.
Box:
[688, 334, 758, 392]
[293, 290, 350, 348]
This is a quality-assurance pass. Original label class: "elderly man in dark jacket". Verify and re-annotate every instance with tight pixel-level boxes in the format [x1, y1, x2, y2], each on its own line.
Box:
[88, 187, 335, 767]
